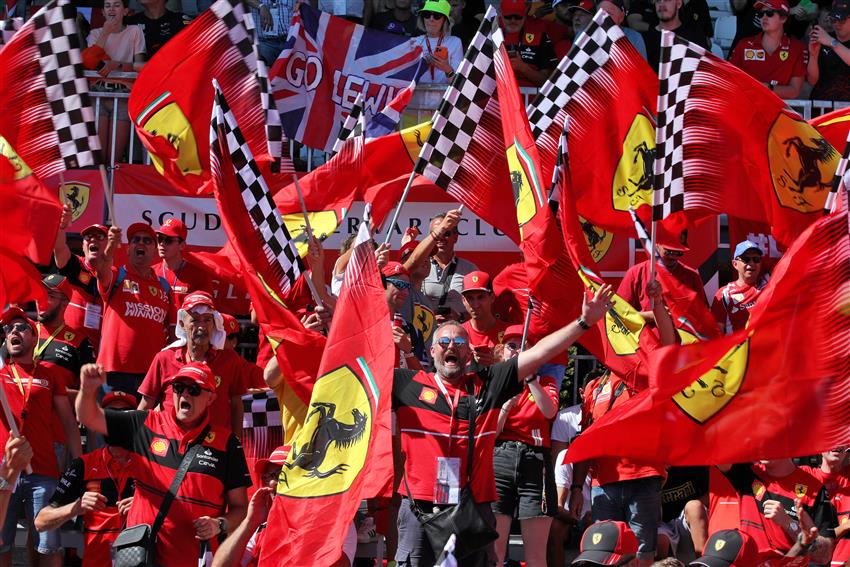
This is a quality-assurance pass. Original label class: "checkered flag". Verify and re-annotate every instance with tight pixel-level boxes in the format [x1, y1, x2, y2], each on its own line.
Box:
[653, 31, 702, 221]
[414, 6, 499, 188]
[628, 207, 661, 261]
[0, 0, 100, 178]
[826, 124, 850, 213]
[210, 80, 305, 294]
[528, 11, 621, 138]
[331, 93, 364, 156]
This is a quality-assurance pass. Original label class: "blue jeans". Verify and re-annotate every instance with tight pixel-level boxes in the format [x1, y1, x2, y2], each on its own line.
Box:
[258, 37, 288, 66]
[591, 476, 663, 561]
[0, 474, 61, 554]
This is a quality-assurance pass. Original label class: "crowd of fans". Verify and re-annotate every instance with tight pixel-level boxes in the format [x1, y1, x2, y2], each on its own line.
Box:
[0, 200, 845, 567]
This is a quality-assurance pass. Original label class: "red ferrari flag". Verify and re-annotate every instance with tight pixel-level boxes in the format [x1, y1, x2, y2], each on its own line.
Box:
[209, 81, 324, 438]
[259, 239, 395, 567]
[567, 202, 850, 465]
[810, 105, 850, 151]
[0, 248, 47, 307]
[653, 31, 839, 246]
[529, 10, 658, 235]
[130, 0, 288, 195]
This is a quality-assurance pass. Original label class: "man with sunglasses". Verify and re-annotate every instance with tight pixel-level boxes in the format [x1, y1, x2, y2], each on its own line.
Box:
[499, 0, 557, 87]
[392, 285, 615, 567]
[155, 218, 213, 338]
[94, 223, 171, 399]
[422, 210, 478, 324]
[76, 361, 251, 567]
[0, 307, 82, 567]
[729, 0, 806, 99]
[53, 204, 108, 348]
[711, 240, 768, 334]
[808, 0, 850, 101]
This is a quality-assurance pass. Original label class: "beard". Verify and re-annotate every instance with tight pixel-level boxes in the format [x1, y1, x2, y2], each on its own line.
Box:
[433, 357, 465, 381]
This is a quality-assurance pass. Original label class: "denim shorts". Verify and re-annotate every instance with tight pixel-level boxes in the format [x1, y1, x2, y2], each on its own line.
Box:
[491, 441, 557, 520]
[591, 475, 663, 561]
[0, 473, 62, 554]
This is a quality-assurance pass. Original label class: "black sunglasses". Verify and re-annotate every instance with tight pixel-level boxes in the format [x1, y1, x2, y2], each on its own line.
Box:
[505, 342, 521, 351]
[2, 322, 31, 334]
[421, 11, 445, 19]
[130, 236, 154, 245]
[756, 9, 780, 17]
[172, 382, 203, 397]
[83, 233, 106, 242]
[503, 14, 524, 20]
[156, 235, 183, 245]
[736, 255, 762, 264]
[386, 277, 411, 290]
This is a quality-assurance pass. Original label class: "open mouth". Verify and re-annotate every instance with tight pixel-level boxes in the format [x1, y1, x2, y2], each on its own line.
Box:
[179, 399, 192, 411]
[444, 353, 459, 366]
[134, 247, 146, 258]
[8, 336, 22, 348]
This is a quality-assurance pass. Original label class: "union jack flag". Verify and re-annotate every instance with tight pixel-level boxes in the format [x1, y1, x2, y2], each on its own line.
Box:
[269, 4, 423, 153]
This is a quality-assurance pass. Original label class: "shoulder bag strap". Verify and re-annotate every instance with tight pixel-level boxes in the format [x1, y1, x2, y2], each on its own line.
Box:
[437, 259, 458, 307]
[150, 425, 210, 539]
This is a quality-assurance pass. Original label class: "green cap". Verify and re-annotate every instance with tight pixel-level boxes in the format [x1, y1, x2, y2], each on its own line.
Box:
[420, 0, 451, 18]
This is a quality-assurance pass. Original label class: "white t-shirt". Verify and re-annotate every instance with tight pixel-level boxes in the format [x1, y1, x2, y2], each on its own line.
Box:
[412, 34, 463, 85]
[551, 404, 582, 444]
[88, 25, 146, 64]
[554, 449, 591, 515]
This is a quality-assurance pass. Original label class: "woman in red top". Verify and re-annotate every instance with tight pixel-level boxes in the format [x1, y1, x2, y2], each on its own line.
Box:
[491, 325, 560, 567]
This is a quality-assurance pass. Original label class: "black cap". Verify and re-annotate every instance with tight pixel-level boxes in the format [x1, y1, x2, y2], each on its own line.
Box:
[572, 521, 638, 566]
[689, 530, 759, 567]
[831, 0, 850, 19]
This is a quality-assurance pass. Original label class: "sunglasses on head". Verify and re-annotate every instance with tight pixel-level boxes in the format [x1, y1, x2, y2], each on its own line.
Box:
[436, 336, 468, 348]
[2, 322, 31, 334]
[756, 9, 780, 17]
[503, 13, 524, 19]
[386, 277, 411, 290]
[83, 233, 106, 242]
[737, 255, 762, 264]
[422, 11, 445, 19]
[130, 235, 154, 245]
[156, 235, 182, 245]
[172, 382, 203, 397]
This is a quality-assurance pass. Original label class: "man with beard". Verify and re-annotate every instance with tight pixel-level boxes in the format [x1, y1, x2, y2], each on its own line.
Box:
[0, 307, 81, 567]
[53, 204, 108, 348]
[422, 210, 478, 324]
[95, 223, 171, 399]
[138, 292, 248, 434]
[391, 285, 615, 567]
[641, 0, 709, 69]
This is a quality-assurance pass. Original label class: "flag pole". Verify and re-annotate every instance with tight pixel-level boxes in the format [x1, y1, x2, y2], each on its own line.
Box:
[648, 219, 657, 310]
[58, 171, 68, 206]
[0, 361, 31, 475]
[519, 296, 534, 351]
[381, 169, 417, 248]
[98, 165, 116, 226]
[291, 175, 325, 308]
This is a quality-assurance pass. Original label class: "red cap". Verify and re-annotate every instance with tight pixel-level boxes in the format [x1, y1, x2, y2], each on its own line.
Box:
[0, 307, 36, 333]
[503, 324, 525, 340]
[573, 521, 638, 565]
[126, 222, 156, 242]
[80, 224, 108, 238]
[690, 530, 760, 567]
[501, 0, 527, 16]
[253, 445, 291, 478]
[462, 271, 492, 294]
[381, 261, 409, 278]
[164, 362, 216, 392]
[655, 226, 689, 252]
[43, 274, 73, 299]
[157, 218, 188, 241]
[754, 0, 789, 12]
[181, 291, 216, 313]
[101, 391, 137, 410]
[222, 313, 240, 336]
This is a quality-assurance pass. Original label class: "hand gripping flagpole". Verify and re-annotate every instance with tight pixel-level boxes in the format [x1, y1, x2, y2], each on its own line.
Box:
[0, 360, 32, 476]
[291, 175, 325, 308]
[519, 296, 534, 352]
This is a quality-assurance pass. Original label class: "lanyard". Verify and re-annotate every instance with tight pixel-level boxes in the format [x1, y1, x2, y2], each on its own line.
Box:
[160, 260, 184, 290]
[33, 323, 65, 362]
[433, 374, 462, 451]
[424, 34, 444, 81]
[8, 364, 33, 420]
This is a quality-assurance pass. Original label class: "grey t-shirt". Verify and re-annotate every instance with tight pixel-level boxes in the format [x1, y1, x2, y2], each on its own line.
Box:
[421, 256, 478, 318]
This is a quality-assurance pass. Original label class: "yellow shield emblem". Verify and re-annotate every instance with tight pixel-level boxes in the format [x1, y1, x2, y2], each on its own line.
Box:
[278, 363, 372, 497]
[282, 210, 341, 256]
[579, 216, 613, 262]
[780, 50, 789, 61]
[673, 338, 749, 424]
[506, 140, 545, 233]
[61, 182, 90, 222]
[612, 114, 656, 212]
[714, 539, 726, 551]
[577, 268, 646, 356]
[136, 99, 203, 177]
[63, 331, 75, 342]
[0, 135, 33, 180]
[794, 483, 808, 498]
[592, 533, 602, 545]
[413, 303, 435, 341]
[525, 33, 535, 43]
[400, 122, 432, 164]
[767, 111, 839, 213]
[204, 431, 216, 444]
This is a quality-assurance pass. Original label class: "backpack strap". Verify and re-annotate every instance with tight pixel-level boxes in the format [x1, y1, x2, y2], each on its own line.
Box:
[107, 266, 128, 304]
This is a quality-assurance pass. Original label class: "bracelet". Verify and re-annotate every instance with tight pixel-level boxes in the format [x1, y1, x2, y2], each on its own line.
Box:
[429, 230, 442, 240]
[576, 317, 591, 330]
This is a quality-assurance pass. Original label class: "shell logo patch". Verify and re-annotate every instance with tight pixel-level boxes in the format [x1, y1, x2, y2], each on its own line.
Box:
[150, 438, 169, 457]
[79, 273, 91, 284]
[419, 387, 438, 404]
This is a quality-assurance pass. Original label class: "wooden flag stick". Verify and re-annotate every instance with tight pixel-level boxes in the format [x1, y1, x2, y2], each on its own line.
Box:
[291, 175, 324, 308]
[98, 165, 116, 226]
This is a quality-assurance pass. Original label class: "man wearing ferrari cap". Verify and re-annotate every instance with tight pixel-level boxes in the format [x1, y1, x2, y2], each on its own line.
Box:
[77, 361, 250, 567]
[93, 223, 171, 397]
[138, 291, 253, 434]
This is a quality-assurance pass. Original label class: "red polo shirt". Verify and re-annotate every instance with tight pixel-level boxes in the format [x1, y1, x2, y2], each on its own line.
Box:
[498, 373, 558, 447]
[0, 362, 67, 478]
[157, 258, 213, 328]
[729, 33, 807, 85]
[58, 254, 102, 347]
[105, 409, 251, 567]
[139, 346, 252, 431]
[462, 319, 508, 351]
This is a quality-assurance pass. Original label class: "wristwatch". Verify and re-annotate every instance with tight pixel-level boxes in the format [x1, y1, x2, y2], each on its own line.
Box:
[576, 317, 591, 330]
[0, 476, 10, 492]
[769, 80, 778, 91]
[218, 518, 228, 537]
[832, 38, 840, 47]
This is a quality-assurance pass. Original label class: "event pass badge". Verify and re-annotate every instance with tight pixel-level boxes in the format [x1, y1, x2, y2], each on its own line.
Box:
[435, 457, 460, 504]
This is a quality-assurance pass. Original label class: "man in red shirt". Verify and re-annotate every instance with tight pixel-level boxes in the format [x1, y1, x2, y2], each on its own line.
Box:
[95, 223, 171, 398]
[139, 292, 250, 434]
[802, 448, 850, 565]
[499, 0, 557, 86]
[711, 240, 768, 335]
[155, 218, 213, 336]
[392, 284, 614, 567]
[729, 0, 806, 99]
[460, 271, 508, 367]
[54, 206, 107, 347]
[35, 391, 137, 567]
[0, 307, 81, 567]
[77, 362, 250, 567]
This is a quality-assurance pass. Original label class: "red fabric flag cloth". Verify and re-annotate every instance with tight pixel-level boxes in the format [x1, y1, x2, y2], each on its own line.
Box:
[653, 32, 839, 247]
[810, 105, 850, 152]
[129, 0, 283, 195]
[566, 204, 850, 465]
[259, 240, 395, 567]
[529, 11, 658, 235]
[0, 247, 47, 307]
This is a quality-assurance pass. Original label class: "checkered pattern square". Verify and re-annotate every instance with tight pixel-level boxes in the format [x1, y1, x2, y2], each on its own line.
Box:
[332, 95, 364, 156]
[414, 7, 499, 188]
[211, 84, 305, 294]
[826, 126, 850, 212]
[653, 31, 703, 221]
[242, 390, 282, 429]
[32, 0, 100, 171]
[528, 11, 621, 139]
